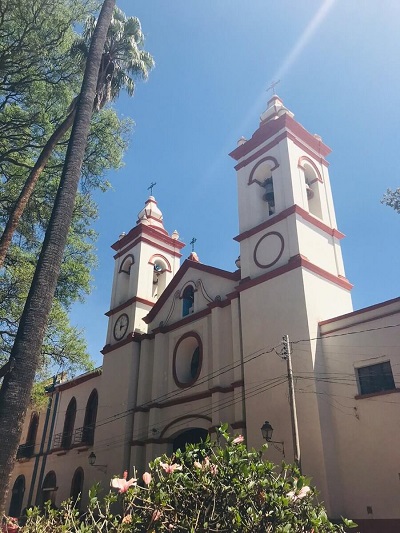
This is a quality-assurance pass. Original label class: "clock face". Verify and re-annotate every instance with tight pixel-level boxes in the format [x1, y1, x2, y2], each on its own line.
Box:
[113, 313, 129, 341]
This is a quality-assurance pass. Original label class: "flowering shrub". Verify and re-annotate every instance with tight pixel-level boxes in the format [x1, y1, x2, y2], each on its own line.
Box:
[1, 515, 19, 532]
[21, 425, 356, 532]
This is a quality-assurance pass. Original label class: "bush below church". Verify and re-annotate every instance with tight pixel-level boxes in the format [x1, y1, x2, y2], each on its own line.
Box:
[21, 425, 356, 532]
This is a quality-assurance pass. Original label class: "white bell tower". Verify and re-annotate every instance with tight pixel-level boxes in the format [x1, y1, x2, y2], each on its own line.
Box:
[230, 94, 349, 289]
[230, 96, 353, 515]
[105, 196, 185, 346]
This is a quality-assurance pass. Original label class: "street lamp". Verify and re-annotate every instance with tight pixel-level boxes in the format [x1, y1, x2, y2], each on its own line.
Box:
[260, 420, 285, 456]
[88, 452, 107, 471]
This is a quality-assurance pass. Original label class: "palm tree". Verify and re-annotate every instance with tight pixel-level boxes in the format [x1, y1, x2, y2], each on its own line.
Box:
[0, 7, 154, 268]
[0, 0, 118, 512]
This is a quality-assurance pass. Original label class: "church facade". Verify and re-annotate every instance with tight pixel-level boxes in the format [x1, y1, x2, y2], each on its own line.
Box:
[7, 96, 400, 532]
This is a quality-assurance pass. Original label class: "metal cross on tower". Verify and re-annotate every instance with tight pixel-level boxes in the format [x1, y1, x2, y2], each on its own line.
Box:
[190, 237, 197, 252]
[266, 79, 280, 95]
[147, 182, 157, 195]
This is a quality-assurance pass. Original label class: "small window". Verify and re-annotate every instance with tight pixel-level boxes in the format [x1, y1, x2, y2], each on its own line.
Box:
[357, 362, 395, 395]
[182, 286, 194, 317]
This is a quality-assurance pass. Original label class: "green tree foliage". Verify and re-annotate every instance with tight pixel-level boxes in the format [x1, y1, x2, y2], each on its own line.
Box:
[0, 0, 133, 380]
[0, 3, 153, 266]
[20, 428, 357, 532]
[382, 188, 400, 214]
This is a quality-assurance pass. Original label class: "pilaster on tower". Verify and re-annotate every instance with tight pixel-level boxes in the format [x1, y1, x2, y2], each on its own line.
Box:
[229, 94, 352, 301]
[105, 196, 185, 345]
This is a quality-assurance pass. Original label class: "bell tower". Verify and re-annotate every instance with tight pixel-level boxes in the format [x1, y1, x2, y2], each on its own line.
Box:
[105, 196, 185, 345]
[230, 94, 349, 289]
[230, 96, 353, 515]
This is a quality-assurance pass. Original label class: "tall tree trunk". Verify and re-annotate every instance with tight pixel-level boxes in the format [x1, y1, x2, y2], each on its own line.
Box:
[0, 0, 116, 514]
[0, 107, 76, 268]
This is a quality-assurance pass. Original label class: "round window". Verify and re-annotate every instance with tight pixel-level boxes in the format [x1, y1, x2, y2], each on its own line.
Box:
[173, 333, 202, 388]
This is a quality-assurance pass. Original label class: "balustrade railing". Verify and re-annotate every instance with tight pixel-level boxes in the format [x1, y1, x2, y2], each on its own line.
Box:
[52, 425, 95, 449]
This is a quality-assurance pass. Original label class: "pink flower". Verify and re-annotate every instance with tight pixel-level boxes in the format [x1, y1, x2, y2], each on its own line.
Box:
[152, 509, 162, 522]
[232, 435, 244, 444]
[287, 485, 311, 502]
[297, 486, 311, 499]
[160, 461, 182, 474]
[194, 461, 202, 469]
[122, 514, 132, 524]
[110, 471, 137, 493]
[142, 472, 152, 485]
[209, 463, 218, 476]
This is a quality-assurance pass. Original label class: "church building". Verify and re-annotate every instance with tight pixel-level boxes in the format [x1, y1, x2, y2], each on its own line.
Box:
[7, 95, 400, 532]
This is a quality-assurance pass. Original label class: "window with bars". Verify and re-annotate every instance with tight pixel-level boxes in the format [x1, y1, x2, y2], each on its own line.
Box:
[356, 361, 395, 395]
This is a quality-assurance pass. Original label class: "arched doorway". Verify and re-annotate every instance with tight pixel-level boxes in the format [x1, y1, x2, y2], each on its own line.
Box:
[70, 468, 84, 512]
[9, 475, 25, 518]
[41, 471, 57, 507]
[172, 428, 208, 453]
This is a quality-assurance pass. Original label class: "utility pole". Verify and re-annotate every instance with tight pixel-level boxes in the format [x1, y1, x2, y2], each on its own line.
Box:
[282, 334, 301, 472]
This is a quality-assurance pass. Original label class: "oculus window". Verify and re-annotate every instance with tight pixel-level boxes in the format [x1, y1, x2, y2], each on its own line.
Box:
[173, 332, 202, 388]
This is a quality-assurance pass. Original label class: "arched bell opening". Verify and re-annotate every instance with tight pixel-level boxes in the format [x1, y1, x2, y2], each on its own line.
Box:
[298, 157, 323, 219]
[150, 255, 170, 299]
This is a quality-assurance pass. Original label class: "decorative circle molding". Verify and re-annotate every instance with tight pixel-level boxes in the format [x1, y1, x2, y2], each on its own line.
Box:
[173, 332, 203, 389]
[253, 231, 284, 269]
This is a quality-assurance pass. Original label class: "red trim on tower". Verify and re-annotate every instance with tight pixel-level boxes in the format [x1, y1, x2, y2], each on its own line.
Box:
[229, 113, 331, 164]
[236, 255, 352, 293]
[148, 253, 172, 272]
[112, 223, 185, 253]
[248, 156, 279, 185]
[234, 204, 344, 243]
[105, 296, 154, 317]
[114, 236, 183, 260]
[135, 214, 168, 229]
[298, 155, 323, 182]
[101, 335, 135, 354]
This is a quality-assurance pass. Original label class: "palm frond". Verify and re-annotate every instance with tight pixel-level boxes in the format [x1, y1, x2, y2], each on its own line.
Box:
[76, 6, 154, 109]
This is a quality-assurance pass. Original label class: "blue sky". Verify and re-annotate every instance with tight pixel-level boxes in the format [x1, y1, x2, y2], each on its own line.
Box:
[71, 0, 400, 367]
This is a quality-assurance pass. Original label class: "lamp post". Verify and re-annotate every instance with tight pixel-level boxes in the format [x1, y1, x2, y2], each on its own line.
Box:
[88, 452, 107, 472]
[260, 421, 285, 457]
